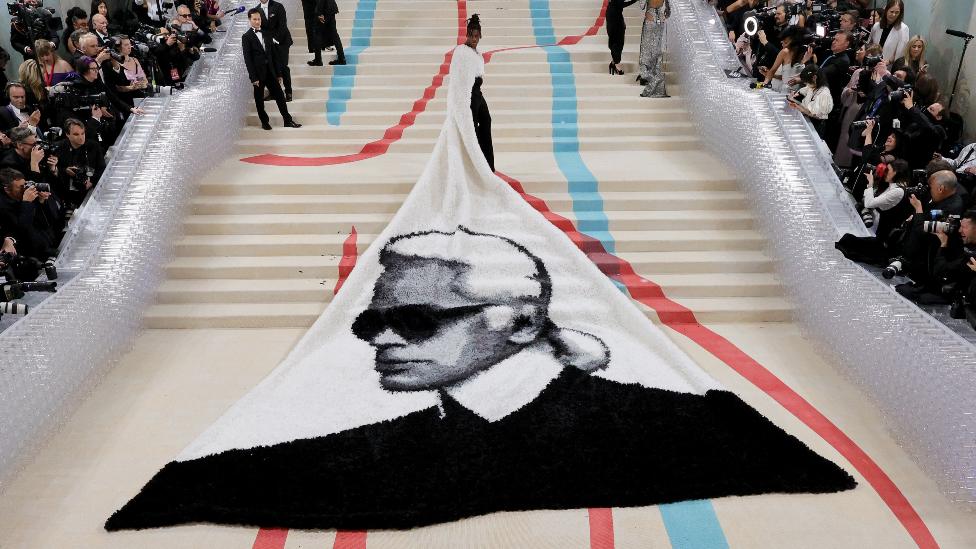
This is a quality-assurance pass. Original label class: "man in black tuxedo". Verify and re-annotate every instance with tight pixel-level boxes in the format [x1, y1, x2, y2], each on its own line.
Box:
[256, 0, 293, 101]
[241, 8, 301, 131]
[315, 0, 344, 65]
[106, 227, 855, 532]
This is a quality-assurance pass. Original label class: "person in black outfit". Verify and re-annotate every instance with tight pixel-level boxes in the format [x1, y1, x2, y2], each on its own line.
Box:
[256, 0, 293, 101]
[300, 0, 324, 65]
[315, 0, 344, 65]
[896, 210, 976, 305]
[53, 56, 142, 147]
[816, 31, 855, 150]
[105, 228, 855, 532]
[0, 167, 62, 263]
[0, 127, 55, 184]
[888, 170, 967, 284]
[52, 118, 104, 207]
[606, 0, 638, 75]
[242, 8, 301, 131]
[465, 15, 493, 172]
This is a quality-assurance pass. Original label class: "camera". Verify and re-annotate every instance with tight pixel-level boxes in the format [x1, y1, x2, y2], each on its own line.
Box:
[851, 116, 877, 130]
[34, 127, 62, 154]
[922, 212, 961, 235]
[882, 257, 904, 279]
[24, 180, 51, 193]
[50, 83, 110, 112]
[7, 1, 63, 44]
[863, 55, 884, 70]
[71, 165, 94, 191]
[0, 250, 58, 285]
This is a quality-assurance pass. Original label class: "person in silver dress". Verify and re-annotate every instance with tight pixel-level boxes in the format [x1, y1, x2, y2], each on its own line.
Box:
[638, 0, 671, 98]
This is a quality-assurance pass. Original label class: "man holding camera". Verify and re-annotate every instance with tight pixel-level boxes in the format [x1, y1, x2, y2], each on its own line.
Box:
[812, 30, 854, 149]
[153, 26, 201, 86]
[52, 118, 103, 207]
[896, 210, 976, 306]
[0, 167, 62, 263]
[887, 171, 967, 287]
[0, 127, 56, 184]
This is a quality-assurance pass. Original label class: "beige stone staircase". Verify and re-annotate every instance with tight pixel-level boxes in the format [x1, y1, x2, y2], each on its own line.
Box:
[144, 0, 791, 328]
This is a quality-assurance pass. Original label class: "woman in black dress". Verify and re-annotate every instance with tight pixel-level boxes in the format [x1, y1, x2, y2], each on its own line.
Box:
[466, 14, 494, 172]
[606, 0, 638, 75]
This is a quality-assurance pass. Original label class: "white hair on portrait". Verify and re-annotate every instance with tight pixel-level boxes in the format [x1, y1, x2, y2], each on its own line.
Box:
[381, 226, 549, 304]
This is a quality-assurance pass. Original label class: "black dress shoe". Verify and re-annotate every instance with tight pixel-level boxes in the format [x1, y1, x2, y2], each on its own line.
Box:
[285, 92, 293, 102]
[328, 59, 346, 65]
[261, 122, 273, 130]
[283, 120, 302, 128]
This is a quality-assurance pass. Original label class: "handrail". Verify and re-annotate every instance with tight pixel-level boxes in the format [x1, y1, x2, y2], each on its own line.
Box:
[668, 0, 975, 506]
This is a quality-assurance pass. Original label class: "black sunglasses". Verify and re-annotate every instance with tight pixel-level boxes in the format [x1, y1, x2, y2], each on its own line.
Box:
[352, 304, 489, 343]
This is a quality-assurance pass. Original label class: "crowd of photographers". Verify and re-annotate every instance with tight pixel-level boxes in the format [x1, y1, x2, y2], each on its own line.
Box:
[718, 0, 976, 330]
[0, 0, 230, 306]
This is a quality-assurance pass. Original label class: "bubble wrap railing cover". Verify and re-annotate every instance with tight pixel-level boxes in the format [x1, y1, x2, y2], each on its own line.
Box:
[0, 8, 250, 490]
[669, 0, 975, 506]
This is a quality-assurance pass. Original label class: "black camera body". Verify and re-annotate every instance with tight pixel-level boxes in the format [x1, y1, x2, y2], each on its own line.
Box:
[50, 83, 110, 112]
[71, 165, 94, 190]
[7, 1, 63, 41]
[0, 250, 58, 287]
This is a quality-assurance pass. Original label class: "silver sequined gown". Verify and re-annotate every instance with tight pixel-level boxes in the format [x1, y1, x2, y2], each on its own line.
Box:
[638, 0, 670, 98]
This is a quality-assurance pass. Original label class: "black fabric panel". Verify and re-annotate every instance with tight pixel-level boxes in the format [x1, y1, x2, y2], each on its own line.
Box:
[106, 368, 856, 531]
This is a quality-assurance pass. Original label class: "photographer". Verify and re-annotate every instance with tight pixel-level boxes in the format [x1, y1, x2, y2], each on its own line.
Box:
[0, 167, 62, 263]
[153, 27, 200, 86]
[886, 170, 966, 282]
[169, 5, 209, 49]
[798, 30, 854, 149]
[835, 159, 914, 266]
[52, 56, 142, 147]
[9, 0, 60, 62]
[934, 141, 976, 194]
[896, 210, 976, 306]
[788, 64, 833, 136]
[52, 118, 103, 207]
[0, 127, 56, 184]
[893, 88, 945, 170]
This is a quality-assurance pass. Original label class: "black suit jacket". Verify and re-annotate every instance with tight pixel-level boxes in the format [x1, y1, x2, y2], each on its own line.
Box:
[0, 105, 21, 133]
[242, 28, 281, 83]
[260, 1, 293, 48]
[315, 0, 339, 22]
[106, 367, 855, 531]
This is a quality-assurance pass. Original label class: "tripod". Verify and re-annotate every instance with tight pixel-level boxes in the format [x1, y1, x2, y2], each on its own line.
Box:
[947, 34, 972, 113]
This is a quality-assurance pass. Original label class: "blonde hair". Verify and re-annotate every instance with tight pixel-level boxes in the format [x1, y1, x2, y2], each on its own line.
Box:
[17, 60, 45, 101]
[905, 35, 926, 70]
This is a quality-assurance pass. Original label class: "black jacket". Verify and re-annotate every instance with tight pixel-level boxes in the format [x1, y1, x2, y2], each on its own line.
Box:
[52, 138, 105, 206]
[259, 1, 293, 47]
[314, 0, 339, 21]
[0, 148, 46, 183]
[106, 367, 855, 531]
[242, 27, 283, 82]
[819, 49, 854, 109]
[0, 190, 61, 260]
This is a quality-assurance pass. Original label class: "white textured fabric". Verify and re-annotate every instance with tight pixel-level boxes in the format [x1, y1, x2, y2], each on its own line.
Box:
[177, 44, 722, 462]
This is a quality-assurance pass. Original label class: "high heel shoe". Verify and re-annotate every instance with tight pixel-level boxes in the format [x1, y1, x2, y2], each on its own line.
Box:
[608, 62, 624, 75]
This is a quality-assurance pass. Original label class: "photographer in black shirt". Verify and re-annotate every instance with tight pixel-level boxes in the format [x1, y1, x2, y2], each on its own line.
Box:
[0, 167, 62, 264]
[52, 118, 103, 207]
[0, 126, 57, 184]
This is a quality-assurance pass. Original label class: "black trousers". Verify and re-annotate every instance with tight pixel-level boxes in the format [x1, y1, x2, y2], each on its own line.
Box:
[300, 0, 319, 53]
[278, 46, 292, 95]
[471, 89, 494, 171]
[606, 14, 625, 64]
[323, 18, 344, 61]
[253, 66, 292, 125]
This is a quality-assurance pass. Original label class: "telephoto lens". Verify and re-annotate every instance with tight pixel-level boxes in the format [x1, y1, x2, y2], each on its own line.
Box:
[882, 258, 904, 279]
[0, 302, 28, 315]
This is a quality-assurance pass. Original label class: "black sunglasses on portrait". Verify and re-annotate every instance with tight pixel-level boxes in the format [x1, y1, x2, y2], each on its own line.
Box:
[352, 304, 490, 343]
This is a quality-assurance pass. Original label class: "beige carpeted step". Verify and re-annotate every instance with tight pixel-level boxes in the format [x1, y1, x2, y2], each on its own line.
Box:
[143, 296, 792, 329]
[173, 229, 765, 257]
[154, 272, 784, 305]
[182, 210, 754, 235]
[163, 250, 773, 280]
[189, 191, 747, 215]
